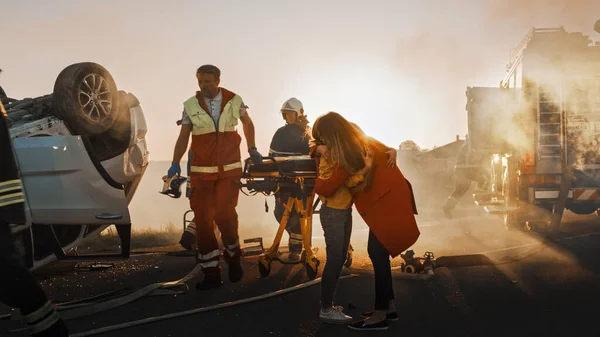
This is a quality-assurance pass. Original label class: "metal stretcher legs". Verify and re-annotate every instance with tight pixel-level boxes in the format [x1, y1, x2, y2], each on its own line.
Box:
[258, 194, 321, 279]
[299, 194, 319, 279]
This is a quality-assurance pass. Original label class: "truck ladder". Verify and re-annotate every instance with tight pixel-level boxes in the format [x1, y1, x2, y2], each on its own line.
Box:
[538, 87, 563, 160]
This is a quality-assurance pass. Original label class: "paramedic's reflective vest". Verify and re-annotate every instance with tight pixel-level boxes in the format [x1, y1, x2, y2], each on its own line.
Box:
[183, 88, 243, 180]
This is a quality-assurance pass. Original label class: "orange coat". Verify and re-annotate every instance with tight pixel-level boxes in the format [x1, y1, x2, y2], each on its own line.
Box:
[311, 142, 420, 258]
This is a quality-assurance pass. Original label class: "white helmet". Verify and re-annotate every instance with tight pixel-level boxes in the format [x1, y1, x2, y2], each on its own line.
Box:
[280, 97, 304, 115]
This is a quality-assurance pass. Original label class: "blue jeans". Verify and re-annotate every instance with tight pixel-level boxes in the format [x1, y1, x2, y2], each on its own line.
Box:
[319, 205, 352, 309]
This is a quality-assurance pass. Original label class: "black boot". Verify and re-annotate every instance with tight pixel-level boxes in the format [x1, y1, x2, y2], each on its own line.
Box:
[196, 266, 223, 290]
[223, 249, 244, 283]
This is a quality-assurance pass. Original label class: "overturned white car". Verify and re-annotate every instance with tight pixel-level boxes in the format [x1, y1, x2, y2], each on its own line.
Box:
[3, 62, 149, 271]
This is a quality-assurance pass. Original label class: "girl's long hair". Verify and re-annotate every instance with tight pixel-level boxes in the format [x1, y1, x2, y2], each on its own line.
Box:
[309, 112, 373, 190]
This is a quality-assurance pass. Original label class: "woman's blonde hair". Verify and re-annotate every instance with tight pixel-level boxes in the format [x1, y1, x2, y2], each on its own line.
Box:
[309, 112, 370, 177]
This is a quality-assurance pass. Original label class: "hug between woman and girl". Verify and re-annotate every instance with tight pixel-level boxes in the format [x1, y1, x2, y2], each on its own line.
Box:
[308, 111, 420, 331]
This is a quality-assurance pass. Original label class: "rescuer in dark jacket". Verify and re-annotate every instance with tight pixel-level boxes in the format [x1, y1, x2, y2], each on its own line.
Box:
[268, 97, 311, 260]
[0, 100, 70, 336]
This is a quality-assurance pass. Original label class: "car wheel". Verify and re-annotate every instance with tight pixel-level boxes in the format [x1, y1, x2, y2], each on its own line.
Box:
[51, 62, 119, 135]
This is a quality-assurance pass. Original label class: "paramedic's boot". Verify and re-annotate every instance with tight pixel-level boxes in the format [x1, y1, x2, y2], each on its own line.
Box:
[287, 243, 302, 262]
[288, 233, 303, 262]
[196, 266, 223, 290]
[287, 251, 300, 262]
[222, 248, 244, 283]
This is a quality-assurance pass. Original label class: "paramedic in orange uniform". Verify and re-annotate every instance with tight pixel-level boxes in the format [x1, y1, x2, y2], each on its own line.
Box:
[168, 64, 263, 290]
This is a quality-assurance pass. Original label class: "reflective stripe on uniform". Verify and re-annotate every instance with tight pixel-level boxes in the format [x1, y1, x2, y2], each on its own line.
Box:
[198, 260, 219, 269]
[28, 311, 60, 335]
[224, 240, 240, 257]
[22, 301, 53, 324]
[290, 233, 303, 244]
[190, 166, 219, 173]
[223, 162, 242, 171]
[0, 179, 22, 192]
[190, 161, 241, 174]
[0, 179, 24, 207]
[225, 240, 239, 251]
[0, 192, 24, 208]
[185, 222, 197, 235]
[21, 301, 61, 335]
[197, 249, 220, 261]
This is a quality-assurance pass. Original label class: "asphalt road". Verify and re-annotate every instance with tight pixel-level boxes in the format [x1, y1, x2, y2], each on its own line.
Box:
[2, 208, 600, 337]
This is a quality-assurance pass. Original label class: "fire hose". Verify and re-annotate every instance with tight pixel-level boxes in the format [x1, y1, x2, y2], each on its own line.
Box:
[7, 229, 600, 336]
[69, 274, 358, 337]
[6, 256, 358, 336]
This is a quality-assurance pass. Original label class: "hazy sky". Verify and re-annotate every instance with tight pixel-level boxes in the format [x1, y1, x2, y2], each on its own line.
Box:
[2, 0, 599, 160]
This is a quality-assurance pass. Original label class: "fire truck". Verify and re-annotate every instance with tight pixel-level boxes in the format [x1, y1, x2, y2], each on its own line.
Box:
[467, 22, 600, 231]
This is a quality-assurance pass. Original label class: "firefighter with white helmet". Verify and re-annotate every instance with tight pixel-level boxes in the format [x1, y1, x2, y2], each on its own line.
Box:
[268, 97, 310, 260]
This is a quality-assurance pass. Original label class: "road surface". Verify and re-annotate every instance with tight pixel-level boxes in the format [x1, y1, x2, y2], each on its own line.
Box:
[2, 208, 600, 337]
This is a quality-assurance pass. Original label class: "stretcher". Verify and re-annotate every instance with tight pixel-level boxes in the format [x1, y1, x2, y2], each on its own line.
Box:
[176, 153, 353, 279]
[240, 155, 322, 279]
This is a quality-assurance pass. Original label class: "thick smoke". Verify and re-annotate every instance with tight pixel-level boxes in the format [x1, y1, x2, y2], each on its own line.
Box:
[394, 0, 600, 220]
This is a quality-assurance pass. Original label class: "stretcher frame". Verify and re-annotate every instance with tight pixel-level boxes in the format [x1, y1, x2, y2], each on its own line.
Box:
[180, 154, 353, 279]
[240, 155, 321, 279]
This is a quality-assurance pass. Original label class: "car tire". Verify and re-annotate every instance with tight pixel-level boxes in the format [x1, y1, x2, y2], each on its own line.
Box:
[51, 62, 119, 135]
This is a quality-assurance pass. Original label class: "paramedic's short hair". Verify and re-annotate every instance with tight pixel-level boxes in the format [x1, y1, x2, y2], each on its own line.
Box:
[196, 65, 220, 80]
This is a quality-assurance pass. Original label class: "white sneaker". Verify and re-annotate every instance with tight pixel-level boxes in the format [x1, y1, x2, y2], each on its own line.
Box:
[319, 307, 353, 324]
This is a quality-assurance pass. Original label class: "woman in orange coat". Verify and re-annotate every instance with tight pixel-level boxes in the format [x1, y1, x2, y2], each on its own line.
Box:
[310, 112, 420, 331]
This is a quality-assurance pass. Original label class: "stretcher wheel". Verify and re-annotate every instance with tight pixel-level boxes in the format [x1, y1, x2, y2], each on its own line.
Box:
[258, 257, 272, 278]
[305, 258, 320, 280]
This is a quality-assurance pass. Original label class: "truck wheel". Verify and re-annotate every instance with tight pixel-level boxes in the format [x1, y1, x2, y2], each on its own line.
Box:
[51, 62, 119, 135]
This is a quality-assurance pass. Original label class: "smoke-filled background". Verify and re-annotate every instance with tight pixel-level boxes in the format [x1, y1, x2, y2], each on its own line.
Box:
[1, 0, 600, 247]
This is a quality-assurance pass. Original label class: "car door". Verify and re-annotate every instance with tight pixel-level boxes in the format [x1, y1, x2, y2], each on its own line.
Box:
[12, 135, 132, 226]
